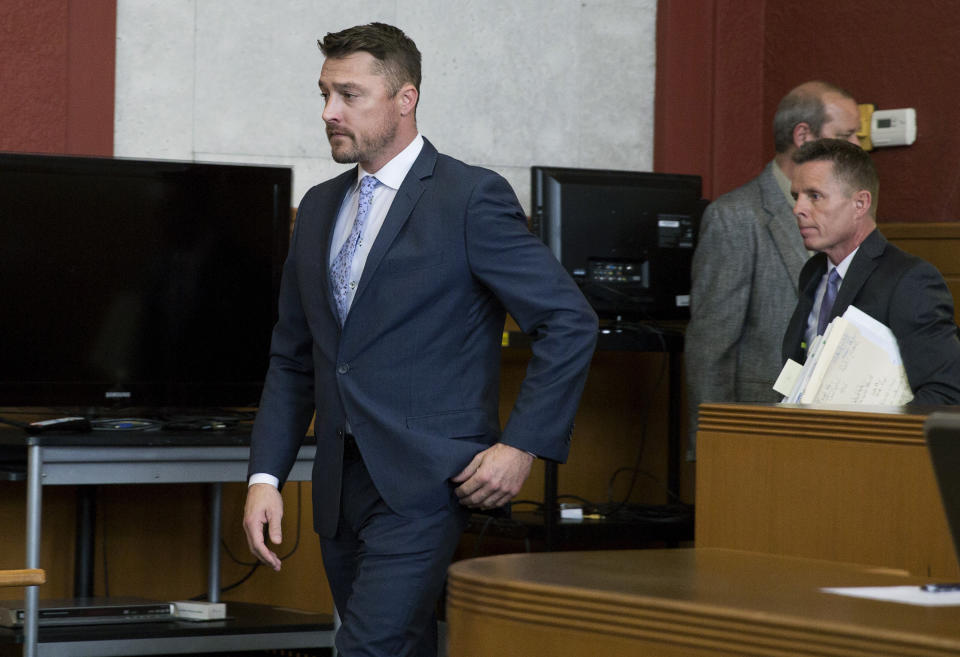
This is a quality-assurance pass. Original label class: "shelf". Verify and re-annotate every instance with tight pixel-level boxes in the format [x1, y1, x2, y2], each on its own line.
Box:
[466, 506, 694, 551]
[0, 602, 334, 657]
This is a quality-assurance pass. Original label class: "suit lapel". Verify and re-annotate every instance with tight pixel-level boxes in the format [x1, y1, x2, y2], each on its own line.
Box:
[799, 253, 826, 320]
[832, 229, 884, 319]
[350, 140, 437, 311]
[758, 163, 808, 293]
[785, 253, 825, 362]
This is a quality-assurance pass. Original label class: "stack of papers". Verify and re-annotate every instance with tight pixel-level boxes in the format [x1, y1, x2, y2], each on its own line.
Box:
[774, 306, 914, 404]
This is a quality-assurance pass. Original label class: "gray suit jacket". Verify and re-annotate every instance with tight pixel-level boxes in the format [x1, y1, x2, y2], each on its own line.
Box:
[783, 228, 960, 405]
[685, 162, 808, 451]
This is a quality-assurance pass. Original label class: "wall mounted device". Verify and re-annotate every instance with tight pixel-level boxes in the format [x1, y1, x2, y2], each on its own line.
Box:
[857, 104, 917, 150]
[871, 108, 917, 147]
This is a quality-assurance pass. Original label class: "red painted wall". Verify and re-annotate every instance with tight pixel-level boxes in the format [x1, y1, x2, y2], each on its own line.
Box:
[656, 0, 959, 222]
[0, 0, 116, 156]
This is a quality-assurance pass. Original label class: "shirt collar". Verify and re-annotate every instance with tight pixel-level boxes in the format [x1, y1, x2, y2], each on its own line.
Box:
[829, 245, 860, 280]
[771, 159, 794, 206]
[356, 134, 424, 191]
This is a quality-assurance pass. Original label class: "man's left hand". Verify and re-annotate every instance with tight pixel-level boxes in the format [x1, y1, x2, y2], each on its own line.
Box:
[452, 443, 535, 510]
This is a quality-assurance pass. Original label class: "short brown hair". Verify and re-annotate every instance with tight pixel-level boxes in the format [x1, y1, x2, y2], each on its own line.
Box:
[319, 22, 421, 98]
[793, 138, 879, 215]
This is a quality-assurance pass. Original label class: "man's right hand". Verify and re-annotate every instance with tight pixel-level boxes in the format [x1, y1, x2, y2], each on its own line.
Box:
[242, 483, 284, 571]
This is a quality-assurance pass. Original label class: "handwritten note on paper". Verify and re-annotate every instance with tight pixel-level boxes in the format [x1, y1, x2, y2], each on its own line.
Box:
[774, 306, 914, 404]
[842, 306, 903, 365]
[811, 327, 913, 404]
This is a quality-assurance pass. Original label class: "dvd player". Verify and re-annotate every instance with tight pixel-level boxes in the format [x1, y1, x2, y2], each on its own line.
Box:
[0, 597, 173, 627]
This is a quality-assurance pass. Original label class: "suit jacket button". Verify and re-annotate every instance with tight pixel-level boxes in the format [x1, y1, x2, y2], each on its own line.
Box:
[337, 364, 350, 374]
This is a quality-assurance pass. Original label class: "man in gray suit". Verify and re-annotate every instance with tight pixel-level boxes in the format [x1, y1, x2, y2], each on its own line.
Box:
[685, 81, 860, 457]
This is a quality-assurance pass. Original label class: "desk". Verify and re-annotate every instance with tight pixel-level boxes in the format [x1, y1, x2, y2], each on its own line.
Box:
[502, 325, 688, 550]
[447, 548, 960, 657]
[0, 422, 332, 657]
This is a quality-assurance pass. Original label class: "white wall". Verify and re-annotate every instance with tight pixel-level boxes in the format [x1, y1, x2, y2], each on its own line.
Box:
[114, 0, 657, 214]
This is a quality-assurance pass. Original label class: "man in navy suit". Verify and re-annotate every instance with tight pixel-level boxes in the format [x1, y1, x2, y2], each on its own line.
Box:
[242, 23, 598, 657]
[782, 138, 960, 404]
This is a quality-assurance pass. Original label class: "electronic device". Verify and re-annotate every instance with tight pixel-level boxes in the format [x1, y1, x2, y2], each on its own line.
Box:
[0, 152, 291, 409]
[0, 597, 173, 627]
[25, 416, 92, 433]
[924, 412, 960, 567]
[172, 600, 227, 621]
[530, 166, 705, 321]
[870, 108, 917, 147]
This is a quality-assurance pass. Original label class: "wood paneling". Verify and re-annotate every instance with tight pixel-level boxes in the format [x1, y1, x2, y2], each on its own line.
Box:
[695, 403, 958, 578]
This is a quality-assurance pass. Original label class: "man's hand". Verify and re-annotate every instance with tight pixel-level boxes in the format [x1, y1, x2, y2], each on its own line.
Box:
[242, 483, 284, 571]
[452, 443, 534, 510]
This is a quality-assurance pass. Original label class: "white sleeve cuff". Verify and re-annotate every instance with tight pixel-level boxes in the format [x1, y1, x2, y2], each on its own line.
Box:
[248, 473, 280, 488]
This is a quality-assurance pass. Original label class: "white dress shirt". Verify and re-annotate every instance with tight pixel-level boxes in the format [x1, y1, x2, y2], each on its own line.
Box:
[249, 135, 424, 489]
[804, 246, 859, 349]
[328, 135, 424, 313]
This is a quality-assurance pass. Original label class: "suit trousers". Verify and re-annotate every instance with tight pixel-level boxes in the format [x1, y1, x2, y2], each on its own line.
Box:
[320, 437, 470, 657]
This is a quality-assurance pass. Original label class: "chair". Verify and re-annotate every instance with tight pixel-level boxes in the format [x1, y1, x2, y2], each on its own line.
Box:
[0, 569, 45, 588]
[0, 570, 45, 656]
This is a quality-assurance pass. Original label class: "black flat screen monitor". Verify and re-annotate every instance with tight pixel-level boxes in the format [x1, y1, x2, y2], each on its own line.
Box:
[531, 166, 704, 322]
[0, 152, 292, 410]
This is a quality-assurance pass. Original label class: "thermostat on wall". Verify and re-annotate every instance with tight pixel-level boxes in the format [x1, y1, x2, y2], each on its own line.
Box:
[870, 108, 917, 147]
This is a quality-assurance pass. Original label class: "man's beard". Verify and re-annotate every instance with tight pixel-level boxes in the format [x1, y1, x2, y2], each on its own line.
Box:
[328, 120, 398, 164]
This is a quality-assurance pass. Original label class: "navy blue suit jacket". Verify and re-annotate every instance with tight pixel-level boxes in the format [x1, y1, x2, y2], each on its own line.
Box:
[249, 139, 598, 537]
[782, 228, 960, 405]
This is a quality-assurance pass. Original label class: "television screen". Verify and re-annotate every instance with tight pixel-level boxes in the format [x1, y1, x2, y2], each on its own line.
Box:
[0, 153, 291, 410]
[531, 166, 704, 322]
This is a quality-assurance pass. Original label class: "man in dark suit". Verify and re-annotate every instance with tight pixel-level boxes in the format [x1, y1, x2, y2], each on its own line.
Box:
[782, 138, 960, 404]
[242, 23, 598, 657]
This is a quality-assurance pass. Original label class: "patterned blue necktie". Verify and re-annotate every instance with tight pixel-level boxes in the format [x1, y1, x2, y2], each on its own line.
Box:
[817, 268, 841, 336]
[331, 175, 378, 324]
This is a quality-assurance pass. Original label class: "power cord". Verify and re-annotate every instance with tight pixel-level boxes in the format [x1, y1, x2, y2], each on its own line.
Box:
[195, 482, 304, 600]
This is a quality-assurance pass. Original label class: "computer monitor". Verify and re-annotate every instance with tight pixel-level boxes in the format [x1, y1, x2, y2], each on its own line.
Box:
[530, 166, 704, 322]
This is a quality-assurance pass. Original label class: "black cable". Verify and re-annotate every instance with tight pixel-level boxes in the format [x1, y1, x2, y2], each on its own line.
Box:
[545, 320, 680, 513]
[219, 563, 260, 594]
[200, 482, 303, 599]
[101, 490, 109, 597]
[599, 333, 671, 509]
[578, 280, 661, 318]
[469, 498, 545, 557]
[471, 515, 496, 558]
[194, 563, 260, 600]
[219, 537, 260, 568]
[506, 499, 543, 512]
